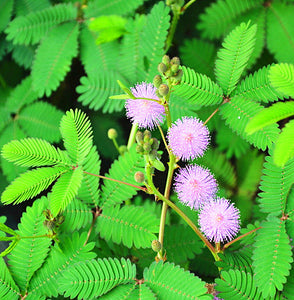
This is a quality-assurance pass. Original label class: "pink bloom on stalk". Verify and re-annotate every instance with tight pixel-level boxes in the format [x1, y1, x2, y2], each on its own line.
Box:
[167, 117, 210, 161]
[174, 164, 217, 210]
[199, 198, 240, 243]
[125, 82, 165, 130]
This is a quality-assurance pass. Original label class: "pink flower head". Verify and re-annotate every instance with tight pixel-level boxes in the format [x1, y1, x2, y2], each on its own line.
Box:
[174, 164, 218, 210]
[125, 82, 165, 130]
[199, 198, 240, 243]
[167, 117, 210, 161]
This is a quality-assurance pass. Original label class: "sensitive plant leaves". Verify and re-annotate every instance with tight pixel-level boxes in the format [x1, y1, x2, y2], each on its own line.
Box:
[144, 261, 211, 299]
[14, 0, 51, 16]
[215, 21, 257, 96]
[58, 258, 136, 299]
[32, 21, 79, 97]
[5, 3, 77, 45]
[97, 205, 159, 248]
[252, 216, 293, 298]
[269, 63, 294, 97]
[0, 0, 13, 33]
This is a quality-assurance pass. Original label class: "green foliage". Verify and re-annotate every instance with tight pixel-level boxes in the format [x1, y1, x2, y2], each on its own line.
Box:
[269, 63, 294, 97]
[97, 205, 159, 248]
[5, 3, 77, 45]
[173, 66, 223, 106]
[258, 149, 294, 216]
[252, 215, 293, 298]
[100, 145, 145, 208]
[0, 0, 13, 33]
[88, 15, 127, 44]
[215, 22, 256, 96]
[143, 261, 211, 299]
[32, 22, 79, 97]
[58, 258, 136, 299]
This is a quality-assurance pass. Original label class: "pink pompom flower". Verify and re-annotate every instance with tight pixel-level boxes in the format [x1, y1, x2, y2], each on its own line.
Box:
[174, 164, 218, 210]
[199, 198, 240, 243]
[125, 82, 165, 130]
[167, 117, 210, 161]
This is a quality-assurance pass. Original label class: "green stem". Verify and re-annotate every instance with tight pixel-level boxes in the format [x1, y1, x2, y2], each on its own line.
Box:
[145, 165, 217, 260]
[111, 137, 120, 154]
[181, 0, 197, 13]
[165, 9, 180, 53]
[127, 123, 138, 150]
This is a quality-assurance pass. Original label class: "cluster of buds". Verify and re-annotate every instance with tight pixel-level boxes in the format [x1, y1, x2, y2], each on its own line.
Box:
[153, 55, 183, 97]
[135, 130, 165, 171]
[43, 209, 64, 232]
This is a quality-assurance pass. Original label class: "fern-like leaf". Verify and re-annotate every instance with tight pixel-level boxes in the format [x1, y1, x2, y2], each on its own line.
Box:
[5, 76, 38, 113]
[77, 70, 126, 113]
[99, 284, 137, 300]
[18, 101, 63, 143]
[5, 3, 77, 45]
[8, 197, 52, 292]
[144, 261, 211, 299]
[1, 166, 67, 205]
[173, 66, 224, 106]
[84, 0, 146, 17]
[164, 224, 203, 264]
[100, 145, 145, 208]
[219, 96, 279, 150]
[269, 63, 294, 97]
[14, 0, 51, 16]
[139, 2, 170, 81]
[215, 22, 257, 95]
[179, 38, 216, 78]
[215, 269, 263, 300]
[50, 167, 83, 216]
[0, 257, 20, 300]
[234, 65, 285, 103]
[97, 205, 159, 248]
[0, 0, 13, 33]
[27, 232, 96, 299]
[11, 44, 36, 70]
[32, 21, 79, 97]
[258, 148, 294, 216]
[60, 109, 93, 165]
[59, 258, 136, 299]
[274, 119, 294, 167]
[1, 137, 70, 167]
[61, 198, 93, 232]
[267, 3, 294, 63]
[76, 145, 101, 206]
[197, 0, 263, 39]
[246, 101, 294, 135]
[252, 215, 293, 298]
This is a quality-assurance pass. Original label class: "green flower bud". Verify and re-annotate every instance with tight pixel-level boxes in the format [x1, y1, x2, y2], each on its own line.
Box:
[171, 63, 179, 74]
[107, 128, 118, 139]
[136, 131, 144, 144]
[158, 84, 169, 97]
[136, 144, 144, 154]
[148, 149, 158, 161]
[144, 130, 152, 141]
[151, 138, 159, 150]
[162, 55, 170, 66]
[153, 75, 162, 88]
[151, 240, 162, 252]
[158, 62, 167, 74]
[143, 142, 152, 153]
[171, 56, 180, 65]
[172, 69, 183, 84]
[119, 145, 127, 154]
[134, 171, 145, 183]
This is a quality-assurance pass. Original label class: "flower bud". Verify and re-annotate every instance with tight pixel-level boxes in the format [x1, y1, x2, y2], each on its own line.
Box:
[151, 240, 162, 252]
[148, 149, 158, 161]
[172, 69, 183, 84]
[158, 84, 169, 96]
[171, 63, 179, 74]
[151, 138, 159, 150]
[119, 145, 127, 154]
[134, 171, 145, 183]
[136, 144, 144, 154]
[171, 56, 180, 65]
[153, 75, 162, 88]
[162, 55, 170, 65]
[136, 131, 144, 144]
[158, 62, 167, 74]
[143, 130, 152, 141]
[143, 142, 152, 153]
[107, 128, 118, 139]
